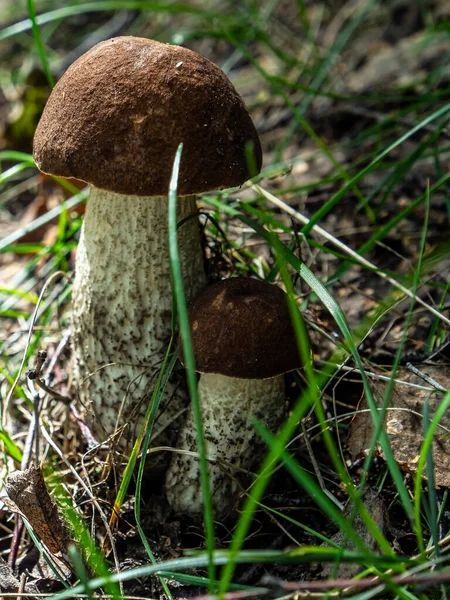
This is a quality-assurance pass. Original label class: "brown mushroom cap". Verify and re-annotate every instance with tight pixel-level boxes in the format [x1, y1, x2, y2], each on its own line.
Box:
[33, 36, 262, 196]
[181, 277, 305, 379]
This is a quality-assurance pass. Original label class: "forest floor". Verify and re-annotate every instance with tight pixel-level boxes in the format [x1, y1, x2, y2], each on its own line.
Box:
[1, 1, 450, 599]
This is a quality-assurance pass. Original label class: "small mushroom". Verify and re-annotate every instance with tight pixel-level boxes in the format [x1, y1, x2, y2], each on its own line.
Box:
[165, 277, 307, 520]
[32, 37, 261, 453]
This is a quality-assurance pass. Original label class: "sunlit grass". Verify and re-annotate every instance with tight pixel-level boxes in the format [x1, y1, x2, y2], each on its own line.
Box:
[1, 1, 450, 598]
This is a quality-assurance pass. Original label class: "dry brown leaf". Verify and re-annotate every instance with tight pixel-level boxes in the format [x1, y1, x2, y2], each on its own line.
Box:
[5, 465, 71, 556]
[348, 365, 450, 486]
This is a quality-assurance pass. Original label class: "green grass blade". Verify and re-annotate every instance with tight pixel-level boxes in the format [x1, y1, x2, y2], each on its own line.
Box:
[54, 484, 120, 599]
[254, 422, 370, 552]
[109, 348, 176, 528]
[68, 546, 94, 600]
[0, 287, 38, 303]
[414, 389, 450, 556]
[168, 143, 215, 590]
[0, 428, 23, 462]
[276, 247, 394, 553]
[295, 262, 415, 519]
[26, 0, 54, 88]
[0, 151, 35, 164]
[302, 102, 450, 234]
[156, 571, 260, 591]
[48, 548, 412, 600]
[0, 163, 32, 184]
[0, 2, 219, 42]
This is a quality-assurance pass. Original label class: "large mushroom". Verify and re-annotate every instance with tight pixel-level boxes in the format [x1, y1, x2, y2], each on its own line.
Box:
[33, 37, 262, 453]
[165, 277, 307, 520]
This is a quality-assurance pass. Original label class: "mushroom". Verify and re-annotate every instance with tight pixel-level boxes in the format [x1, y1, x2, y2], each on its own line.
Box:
[32, 37, 262, 453]
[165, 277, 306, 520]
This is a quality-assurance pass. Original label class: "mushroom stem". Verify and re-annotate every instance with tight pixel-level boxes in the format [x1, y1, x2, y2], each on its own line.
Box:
[165, 372, 286, 520]
[72, 187, 205, 452]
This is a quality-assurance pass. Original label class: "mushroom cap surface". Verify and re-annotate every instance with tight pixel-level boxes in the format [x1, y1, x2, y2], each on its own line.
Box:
[181, 277, 305, 379]
[33, 36, 262, 196]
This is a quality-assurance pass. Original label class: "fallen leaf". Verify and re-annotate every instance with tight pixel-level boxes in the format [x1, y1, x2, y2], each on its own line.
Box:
[5, 465, 71, 556]
[348, 365, 450, 486]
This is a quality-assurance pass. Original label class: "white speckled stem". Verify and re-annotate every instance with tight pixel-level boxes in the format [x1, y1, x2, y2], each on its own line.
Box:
[72, 187, 206, 456]
[165, 372, 286, 520]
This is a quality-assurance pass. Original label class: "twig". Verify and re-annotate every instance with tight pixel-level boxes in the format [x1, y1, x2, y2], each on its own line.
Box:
[193, 569, 450, 600]
[17, 573, 26, 600]
[406, 362, 449, 393]
[31, 378, 72, 405]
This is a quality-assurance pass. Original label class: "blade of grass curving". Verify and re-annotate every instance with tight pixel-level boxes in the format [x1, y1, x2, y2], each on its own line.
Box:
[0, 190, 86, 251]
[0, 151, 35, 164]
[363, 182, 433, 533]
[409, 185, 445, 556]
[293, 261, 415, 520]
[0, 2, 225, 41]
[0, 163, 32, 184]
[55, 484, 121, 599]
[275, 243, 394, 555]
[168, 143, 215, 590]
[253, 422, 370, 553]
[47, 547, 411, 600]
[26, 0, 54, 87]
[107, 345, 176, 535]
